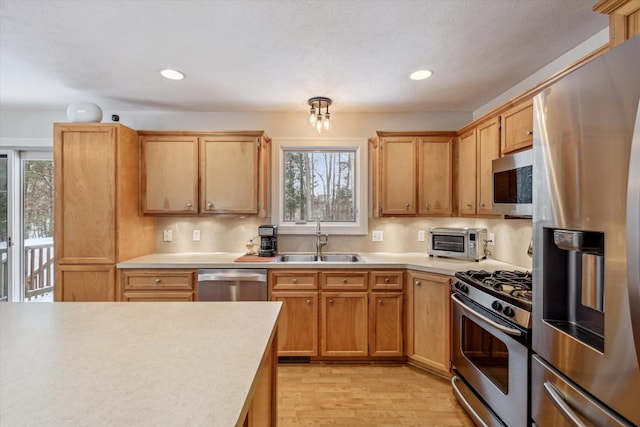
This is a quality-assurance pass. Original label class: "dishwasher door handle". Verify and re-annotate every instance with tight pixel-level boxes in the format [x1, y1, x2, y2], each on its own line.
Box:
[198, 272, 266, 282]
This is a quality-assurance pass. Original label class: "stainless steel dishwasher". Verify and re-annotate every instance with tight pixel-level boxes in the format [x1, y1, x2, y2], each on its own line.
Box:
[197, 269, 268, 301]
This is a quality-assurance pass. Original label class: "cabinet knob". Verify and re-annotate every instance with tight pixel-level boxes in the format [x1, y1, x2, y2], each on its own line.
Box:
[378, 299, 383, 305]
[186, 202, 192, 208]
[384, 277, 390, 283]
[342, 278, 348, 284]
[467, 203, 473, 208]
[405, 203, 410, 209]
[526, 130, 534, 136]
[329, 299, 334, 304]
[207, 202, 213, 209]
[292, 278, 297, 284]
[479, 202, 485, 208]
[154, 278, 161, 284]
[425, 203, 430, 210]
[306, 299, 311, 305]
[415, 281, 421, 286]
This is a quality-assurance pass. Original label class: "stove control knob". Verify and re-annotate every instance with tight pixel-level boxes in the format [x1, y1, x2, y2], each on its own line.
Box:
[503, 306, 515, 317]
[491, 301, 502, 311]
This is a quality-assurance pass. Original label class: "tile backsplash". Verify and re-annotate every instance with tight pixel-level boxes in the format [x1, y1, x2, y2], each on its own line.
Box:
[154, 216, 532, 269]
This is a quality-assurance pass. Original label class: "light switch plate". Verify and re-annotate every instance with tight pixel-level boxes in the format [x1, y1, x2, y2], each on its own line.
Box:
[488, 233, 495, 245]
[372, 230, 383, 242]
[417, 230, 425, 242]
[193, 230, 201, 241]
[163, 230, 172, 242]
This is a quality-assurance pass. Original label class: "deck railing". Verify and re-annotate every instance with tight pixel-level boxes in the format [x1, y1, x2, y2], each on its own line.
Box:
[0, 239, 54, 301]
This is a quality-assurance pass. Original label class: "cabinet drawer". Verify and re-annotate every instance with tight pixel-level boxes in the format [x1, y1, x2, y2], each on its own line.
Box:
[122, 291, 195, 302]
[369, 271, 404, 290]
[271, 271, 317, 290]
[122, 270, 194, 291]
[320, 271, 368, 290]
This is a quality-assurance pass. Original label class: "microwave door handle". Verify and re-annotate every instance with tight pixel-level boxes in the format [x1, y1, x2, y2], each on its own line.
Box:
[543, 382, 588, 427]
[627, 99, 640, 367]
[451, 293, 522, 336]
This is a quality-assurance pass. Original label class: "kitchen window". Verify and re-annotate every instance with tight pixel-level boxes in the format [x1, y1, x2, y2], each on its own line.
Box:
[272, 138, 368, 235]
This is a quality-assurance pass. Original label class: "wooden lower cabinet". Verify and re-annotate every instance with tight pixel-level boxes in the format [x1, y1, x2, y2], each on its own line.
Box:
[271, 291, 318, 356]
[369, 292, 403, 357]
[118, 269, 196, 301]
[321, 292, 369, 357]
[56, 264, 115, 302]
[243, 337, 278, 427]
[406, 271, 451, 377]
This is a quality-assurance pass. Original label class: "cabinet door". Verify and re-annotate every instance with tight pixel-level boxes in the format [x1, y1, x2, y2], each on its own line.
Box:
[272, 291, 318, 356]
[458, 130, 477, 216]
[140, 136, 198, 214]
[54, 124, 116, 264]
[56, 264, 115, 302]
[501, 99, 533, 155]
[321, 292, 368, 356]
[369, 292, 403, 357]
[477, 117, 501, 216]
[408, 272, 451, 375]
[418, 136, 453, 216]
[200, 136, 259, 214]
[380, 137, 417, 215]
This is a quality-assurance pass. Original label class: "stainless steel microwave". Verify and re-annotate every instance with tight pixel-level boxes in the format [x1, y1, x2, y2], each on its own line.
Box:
[492, 150, 533, 217]
[428, 228, 488, 261]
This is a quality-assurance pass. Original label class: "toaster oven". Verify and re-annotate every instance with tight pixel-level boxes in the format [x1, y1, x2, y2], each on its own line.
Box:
[428, 228, 488, 261]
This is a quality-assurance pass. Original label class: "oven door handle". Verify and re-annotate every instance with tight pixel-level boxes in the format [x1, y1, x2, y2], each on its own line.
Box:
[543, 381, 588, 427]
[451, 376, 489, 427]
[451, 293, 522, 336]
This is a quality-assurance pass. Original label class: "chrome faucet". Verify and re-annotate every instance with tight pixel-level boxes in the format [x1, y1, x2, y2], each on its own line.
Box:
[315, 220, 328, 257]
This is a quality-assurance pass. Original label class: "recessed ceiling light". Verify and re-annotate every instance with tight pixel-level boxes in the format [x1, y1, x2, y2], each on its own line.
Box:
[160, 69, 185, 80]
[410, 69, 433, 80]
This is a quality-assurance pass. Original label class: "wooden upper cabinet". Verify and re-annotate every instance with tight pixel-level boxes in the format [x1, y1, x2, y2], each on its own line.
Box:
[380, 136, 417, 215]
[458, 129, 477, 216]
[594, 0, 640, 47]
[370, 131, 456, 217]
[140, 135, 199, 215]
[477, 117, 501, 216]
[55, 124, 117, 264]
[200, 135, 259, 214]
[139, 131, 270, 216]
[501, 99, 533, 155]
[418, 136, 453, 216]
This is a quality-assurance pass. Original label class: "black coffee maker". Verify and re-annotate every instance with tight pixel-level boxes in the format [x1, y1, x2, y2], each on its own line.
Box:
[258, 225, 278, 257]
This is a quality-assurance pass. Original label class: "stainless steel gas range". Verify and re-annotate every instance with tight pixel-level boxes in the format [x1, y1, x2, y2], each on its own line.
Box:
[450, 270, 532, 427]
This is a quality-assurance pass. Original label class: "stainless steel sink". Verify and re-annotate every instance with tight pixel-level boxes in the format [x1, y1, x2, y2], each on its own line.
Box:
[275, 254, 319, 263]
[319, 254, 363, 263]
[274, 253, 363, 263]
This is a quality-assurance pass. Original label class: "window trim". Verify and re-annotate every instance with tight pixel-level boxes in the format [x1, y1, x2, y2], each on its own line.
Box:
[271, 138, 368, 235]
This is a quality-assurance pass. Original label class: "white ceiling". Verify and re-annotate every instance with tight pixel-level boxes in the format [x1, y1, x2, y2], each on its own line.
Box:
[0, 0, 608, 114]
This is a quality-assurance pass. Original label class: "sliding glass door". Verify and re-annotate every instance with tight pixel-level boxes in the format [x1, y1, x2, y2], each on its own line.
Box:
[1, 150, 54, 302]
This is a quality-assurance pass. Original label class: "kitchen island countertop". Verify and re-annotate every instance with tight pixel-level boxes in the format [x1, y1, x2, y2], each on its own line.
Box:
[117, 251, 529, 275]
[0, 302, 281, 426]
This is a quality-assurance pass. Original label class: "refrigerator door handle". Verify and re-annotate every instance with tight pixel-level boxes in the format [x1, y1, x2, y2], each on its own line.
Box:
[627, 99, 640, 366]
[543, 382, 588, 427]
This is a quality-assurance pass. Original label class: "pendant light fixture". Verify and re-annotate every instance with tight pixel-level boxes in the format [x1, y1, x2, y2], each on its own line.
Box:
[308, 97, 332, 133]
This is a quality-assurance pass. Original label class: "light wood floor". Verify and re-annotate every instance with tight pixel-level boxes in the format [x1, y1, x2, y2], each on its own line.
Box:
[277, 363, 475, 426]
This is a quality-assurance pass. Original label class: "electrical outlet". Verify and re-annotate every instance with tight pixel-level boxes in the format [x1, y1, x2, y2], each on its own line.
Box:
[488, 233, 495, 245]
[417, 230, 425, 242]
[372, 230, 383, 242]
[163, 230, 172, 242]
[193, 230, 201, 241]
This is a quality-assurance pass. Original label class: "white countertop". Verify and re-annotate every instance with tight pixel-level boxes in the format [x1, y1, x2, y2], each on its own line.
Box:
[117, 251, 529, 275]
[0, 302, 281, 426]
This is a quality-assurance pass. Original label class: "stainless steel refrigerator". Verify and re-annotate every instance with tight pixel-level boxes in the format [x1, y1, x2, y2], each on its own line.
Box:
[532, 35, 640, 426]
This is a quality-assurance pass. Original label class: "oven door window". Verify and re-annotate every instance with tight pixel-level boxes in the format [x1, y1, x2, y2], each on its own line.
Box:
[462, 317, 509, 394]
[433, 235, 465, 252]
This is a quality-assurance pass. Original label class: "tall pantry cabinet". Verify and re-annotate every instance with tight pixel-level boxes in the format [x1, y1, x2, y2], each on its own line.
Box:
[54, 123, 155, 301]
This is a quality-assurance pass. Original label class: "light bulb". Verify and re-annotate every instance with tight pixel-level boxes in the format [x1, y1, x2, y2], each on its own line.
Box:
[323, 114, 330, 131]
[309, 107, 316, 125]
[315, 120, 322, 133]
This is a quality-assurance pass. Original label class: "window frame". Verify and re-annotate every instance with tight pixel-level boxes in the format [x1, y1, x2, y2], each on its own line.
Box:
[271, 138, 368, 235]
